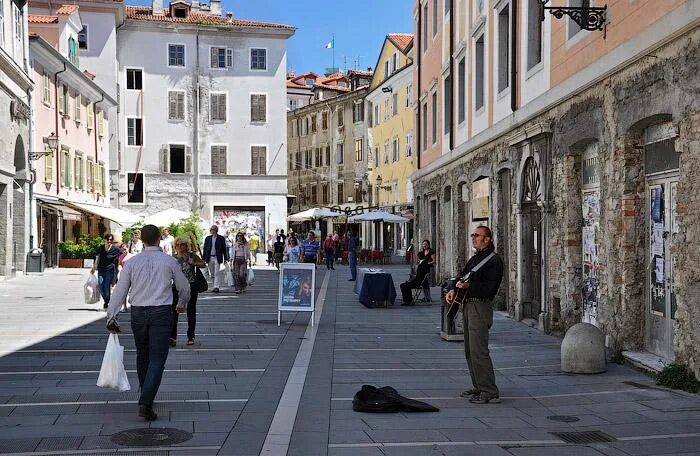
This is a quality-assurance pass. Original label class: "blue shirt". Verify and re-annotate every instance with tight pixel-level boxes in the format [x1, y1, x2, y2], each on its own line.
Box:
[347, 235, 359, 252]
[301, 239, 320, 258]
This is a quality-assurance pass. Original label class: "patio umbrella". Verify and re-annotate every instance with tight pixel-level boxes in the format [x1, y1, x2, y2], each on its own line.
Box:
[348, 211, 410, 223]
[287, 207, 340, 222]
[142, 208, 201, 227]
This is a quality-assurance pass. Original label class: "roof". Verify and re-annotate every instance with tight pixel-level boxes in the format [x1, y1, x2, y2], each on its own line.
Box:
[56, 4, 79, 15]
[387, 33, 414, 53]
[287, 80, 309, 89]
[348, 69, 373, 77]
[28, 14, 59, 24]
[313, 83, 350, 93]
[124, 6, 295, 30]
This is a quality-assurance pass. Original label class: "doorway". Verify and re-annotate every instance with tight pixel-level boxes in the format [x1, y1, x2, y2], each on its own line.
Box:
[520, 157, 543, 321]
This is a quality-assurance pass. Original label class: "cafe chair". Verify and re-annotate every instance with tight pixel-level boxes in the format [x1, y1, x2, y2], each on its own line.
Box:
[411, 275, 432, 304]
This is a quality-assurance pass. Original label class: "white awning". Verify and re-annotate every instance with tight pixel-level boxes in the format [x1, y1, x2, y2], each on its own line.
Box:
[65, 202, 141, 227]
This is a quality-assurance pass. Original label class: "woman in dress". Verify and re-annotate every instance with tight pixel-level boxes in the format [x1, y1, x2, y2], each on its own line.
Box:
[171, 237, 206, 346]
[230, 232, 251, 294]
[284, 236, 301, 263]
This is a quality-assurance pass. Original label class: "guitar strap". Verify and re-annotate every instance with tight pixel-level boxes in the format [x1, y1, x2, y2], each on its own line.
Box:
[469, 252, 496, 276]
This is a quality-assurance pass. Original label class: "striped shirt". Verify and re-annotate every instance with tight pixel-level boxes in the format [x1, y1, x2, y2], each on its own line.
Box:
[301, 239, 320, 259]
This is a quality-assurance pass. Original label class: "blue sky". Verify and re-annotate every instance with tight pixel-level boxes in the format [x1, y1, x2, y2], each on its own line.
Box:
[129, 0, 414, 75]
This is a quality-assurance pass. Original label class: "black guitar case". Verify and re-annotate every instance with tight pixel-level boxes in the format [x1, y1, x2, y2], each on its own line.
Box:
[352, 385, 440, 413]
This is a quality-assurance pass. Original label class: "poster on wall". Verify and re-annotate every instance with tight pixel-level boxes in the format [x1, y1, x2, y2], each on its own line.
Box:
[213, 207, 265, 240]
[582, 191, 600, 326]
[278, 263, 315, 326]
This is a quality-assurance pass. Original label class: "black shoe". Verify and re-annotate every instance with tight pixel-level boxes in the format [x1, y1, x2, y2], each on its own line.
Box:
[460, 388, 480, 398]
[469, 393, 500, 404]
[138, 405, 158, 421]
[348, 279, 355, 281]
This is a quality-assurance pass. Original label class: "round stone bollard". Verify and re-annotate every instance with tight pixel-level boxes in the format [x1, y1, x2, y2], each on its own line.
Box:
[561, 322, 607, 374]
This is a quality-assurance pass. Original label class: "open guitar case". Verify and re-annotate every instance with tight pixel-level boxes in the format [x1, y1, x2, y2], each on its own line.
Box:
[352, 385, 439, 413]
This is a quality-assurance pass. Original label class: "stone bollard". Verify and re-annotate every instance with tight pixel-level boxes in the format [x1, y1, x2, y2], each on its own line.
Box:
[561, 322, 607, 374]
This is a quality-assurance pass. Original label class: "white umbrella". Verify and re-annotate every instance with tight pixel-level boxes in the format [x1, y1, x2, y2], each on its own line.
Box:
[349, 211, 409, 223]
[287, 207, 340, 222]
[142, 208, 199, 227]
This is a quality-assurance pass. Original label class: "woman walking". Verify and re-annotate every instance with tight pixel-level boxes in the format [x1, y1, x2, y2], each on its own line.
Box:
[284, 236, 301, 263]
[171, 237, 206, 346]
[231, 232, 251, 294]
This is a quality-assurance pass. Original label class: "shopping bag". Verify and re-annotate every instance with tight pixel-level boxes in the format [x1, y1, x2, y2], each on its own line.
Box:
[247, 267, 255, 286]
[84, 273, 100, 304]
[96, 334, 131, 391]
[225, 263, 234, 287]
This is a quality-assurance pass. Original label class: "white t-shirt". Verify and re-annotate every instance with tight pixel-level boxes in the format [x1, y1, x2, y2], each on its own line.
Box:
[210, 235, 218, 257]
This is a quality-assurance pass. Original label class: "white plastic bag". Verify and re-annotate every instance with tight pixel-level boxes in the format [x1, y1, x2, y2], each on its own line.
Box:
[96, 334, 131, 391]
[247, 267, 255, 286]
[84, 273, 100, 305]
[225, 263, 234, 287]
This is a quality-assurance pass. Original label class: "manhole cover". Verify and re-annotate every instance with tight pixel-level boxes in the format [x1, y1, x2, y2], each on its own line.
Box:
[111, 428, 193, 447]
[547, 415, 580, 423]
[551, 431, 616, 444]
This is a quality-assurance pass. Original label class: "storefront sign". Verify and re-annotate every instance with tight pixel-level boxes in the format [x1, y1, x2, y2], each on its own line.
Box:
[278, 263, 315, 326]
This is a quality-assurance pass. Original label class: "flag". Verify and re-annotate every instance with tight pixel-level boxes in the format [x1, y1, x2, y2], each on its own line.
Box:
[324, 40, 334, 49]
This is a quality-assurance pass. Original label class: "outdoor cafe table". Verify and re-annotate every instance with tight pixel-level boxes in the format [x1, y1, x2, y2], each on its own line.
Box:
[353, 268, 397, 307]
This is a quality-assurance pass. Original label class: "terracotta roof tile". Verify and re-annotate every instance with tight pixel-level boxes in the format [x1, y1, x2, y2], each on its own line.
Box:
[83, 70, 96, 80]
[348, 69, 373, 77]
[125, 6, 295, 30]
[314, 83, 350, 92]
[56, 4, 79, 15]
[388, 33, 414, 52]
[28, 14, 59, 24]
[287, 80, 308, 89]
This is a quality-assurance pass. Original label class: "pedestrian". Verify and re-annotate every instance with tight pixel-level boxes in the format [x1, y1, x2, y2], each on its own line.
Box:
[159, 227, 174, 256]
[301, 231, 320, 265]
[231, 232, 251, 294]
[273, 236, 285, 269]
[249, 231, 260, 265]
[91, 233, 122, 309]
[333, 231, 341, 262]
[445, 225, 504, 404]
[277, 229, 287, 243]
[203, 225, 228, 293]
[170, 237, 206, 347]
[105, 224, 191, 421]
[284, 236, 301, 263]
[266, 234, 275, 266]
[128, 229, 144, 254]
[323, 234, 335, 270]
[400, 240, 435, 306]
[347, 230, 359, 281]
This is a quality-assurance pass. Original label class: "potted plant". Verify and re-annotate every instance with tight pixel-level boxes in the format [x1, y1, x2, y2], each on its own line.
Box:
[58, 235, 103, 268]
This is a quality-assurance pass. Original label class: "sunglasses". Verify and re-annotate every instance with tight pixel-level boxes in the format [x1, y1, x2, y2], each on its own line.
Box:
[470, 233, 486, 238]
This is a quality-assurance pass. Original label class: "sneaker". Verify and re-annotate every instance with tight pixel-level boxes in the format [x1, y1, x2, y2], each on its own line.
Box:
[169, 338, 176, 347]
[460, 388, 480, 398]
[469, 393, 500, 404]
[187, 339, 194, 346]
[138, 405, 158, 421]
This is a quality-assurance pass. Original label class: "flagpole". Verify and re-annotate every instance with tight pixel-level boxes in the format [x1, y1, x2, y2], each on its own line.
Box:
[332, 33, 335, 70]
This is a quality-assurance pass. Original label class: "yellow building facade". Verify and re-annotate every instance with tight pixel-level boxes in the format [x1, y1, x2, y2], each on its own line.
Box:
[365, 34, 414, 253]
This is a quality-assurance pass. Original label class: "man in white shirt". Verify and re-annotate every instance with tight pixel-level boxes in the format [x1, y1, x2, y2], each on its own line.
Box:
[159, 227, 175, 256]
[106, 224, 190, 421]
[203, 225, 229, 292]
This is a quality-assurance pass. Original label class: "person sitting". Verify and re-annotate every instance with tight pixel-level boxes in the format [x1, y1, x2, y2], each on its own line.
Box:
[400, 240, 436, 306]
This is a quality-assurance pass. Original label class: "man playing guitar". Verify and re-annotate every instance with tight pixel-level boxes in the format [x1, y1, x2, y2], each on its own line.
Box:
[445, 225, 504, 404]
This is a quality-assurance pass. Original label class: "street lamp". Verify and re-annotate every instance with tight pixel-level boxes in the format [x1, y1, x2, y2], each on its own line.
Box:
[29, 133, 58, 160]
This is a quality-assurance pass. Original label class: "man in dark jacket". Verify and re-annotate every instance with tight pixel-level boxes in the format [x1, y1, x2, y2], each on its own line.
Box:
[445, 225, 504, 404]
[203, 225, 229, 292]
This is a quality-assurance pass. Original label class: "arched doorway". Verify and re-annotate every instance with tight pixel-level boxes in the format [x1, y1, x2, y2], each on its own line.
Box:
[520, 157, 543, 321]
[13, 136, 28, 272]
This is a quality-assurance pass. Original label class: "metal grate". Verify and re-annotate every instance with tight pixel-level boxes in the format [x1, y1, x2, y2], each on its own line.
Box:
[551, 431, 617, 444]
[111, 428, 193, 447]
[547, 415, 580, 423]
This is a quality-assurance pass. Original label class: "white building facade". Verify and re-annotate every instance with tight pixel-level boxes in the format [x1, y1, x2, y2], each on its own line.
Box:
[116, 0, 295, 238]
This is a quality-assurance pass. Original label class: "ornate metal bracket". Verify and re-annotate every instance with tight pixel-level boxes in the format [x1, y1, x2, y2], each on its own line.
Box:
[29, 151, 53, 160]
[539, 1, 607, 35]
[327, 205, 380, 217]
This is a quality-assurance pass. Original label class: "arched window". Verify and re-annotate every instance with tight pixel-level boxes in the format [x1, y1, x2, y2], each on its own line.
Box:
[521, 157, 541, 203]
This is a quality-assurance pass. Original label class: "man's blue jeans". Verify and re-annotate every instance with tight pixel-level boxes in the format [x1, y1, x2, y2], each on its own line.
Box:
[97, 269, 115, 305]
[348, 251, 357, 280]
[130, 305, 173, 407]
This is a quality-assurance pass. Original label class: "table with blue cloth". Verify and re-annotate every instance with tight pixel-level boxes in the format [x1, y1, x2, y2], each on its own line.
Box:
[353, 268, 397, 308]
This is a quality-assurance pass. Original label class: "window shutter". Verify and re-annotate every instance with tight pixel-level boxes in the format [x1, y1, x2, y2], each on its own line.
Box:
[58, 85, 65, 113]
[169, 92, 177, 119]
[219, 95, 226, 122]
[87, 103, 94, 128]
[211, 47, 218, 68]
[211, 146, 226, 174]
[75, 94, 81, 122]
[160, 146, 169, 173]
[73, 156, 79, 188]
[177, 93, 185, 120]
[97, 111, 104, 136]
[210, 94, 218, 121]
[44, 146, 53, 183]
[226, 48, 233, 67]
[185, 146, 192, 173]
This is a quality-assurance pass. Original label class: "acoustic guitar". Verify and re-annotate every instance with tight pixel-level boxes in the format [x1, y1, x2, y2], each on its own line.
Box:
[445, 252, 496, 320]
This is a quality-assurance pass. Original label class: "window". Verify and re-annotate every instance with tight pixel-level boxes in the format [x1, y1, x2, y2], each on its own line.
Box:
[405, 85, 411, 108]
[289, 99, 298, 110]
[168, 44, 185, 66]
[211, 145, 227, 174]
[422, 4, 428, 52]
[73, 155, 80, 189]
[251, 146, 267, 175]
[251, 94, 267, 123]
[250, 48, 267, 70]
[422, 103, 428, 151]
[527, 0, 542, 70]
[431, 92, 437, 144]
[406, 132, 413, 157]
[58, 84, 69, 114]
[337, 143, 344, 164]
[74, 94, 81, 123]
[68, 36, 78, 66]
[374, 146, 380, 167]
[325, 146, 330, 165]
[475, 35, 485, 110]
[305, 78, 314, 86]
[86, 159, 94, 191]
[41, 72, 51, 105]
[168, 145, 186, 173]
[311, 185, 318, 204]
[384, 61, 389, 80]
[355, 182, 363, 203]
[353, 101, 364, 123]
[168, 91, 185, 121]
[311, 114, 317, 133]
[126, 68, 142, 90]
[384, 98, 390, 121]
[44, 144, 53, 183]
[355, 138, 363, 161]
[392, 137, 399, 162]
[87, 102, 94, 128]
[61, 147, 71, 188]
[391, 53, 398, 73]
[96, 163, 104, 195]
[13, 4, 22, 59]
[304, 150, 312, 169]
[444, 75, 451, 135]
[337, 108, 344, 127]
[374, 104, 380, 126]
[445, 0, 452, 14]
[433, 0, 438, 36]
[210, 93, 227, 122]
[321, 111, 329, 130]
[498, 5, 510, 92]
[568, 0, 589, 38]
[392, 93, 398, 116]
[78, 25, 88, 50]
[315, 148, 322, 167]
[384, 140, 389, 164]
[458, 58, 466, 123]
[321, 183, 329, 204]
[295, 151, 301, 170]
[211, 47, 233, 68]
[127, 118, 142, 146]
[173, 7, 188, 18]
[127, 173, 144, 203]
[337, 183, 344, 203]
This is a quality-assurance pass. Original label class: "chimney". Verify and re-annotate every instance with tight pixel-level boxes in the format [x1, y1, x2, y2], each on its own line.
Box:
[152, 0, 163, 14]
[226, 11, 233, 19]
[210, 0, 221, 15]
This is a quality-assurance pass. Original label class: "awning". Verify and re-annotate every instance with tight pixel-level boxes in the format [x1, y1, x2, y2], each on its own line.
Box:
[37, 200, 82, 221]
[65, 202, 141, 227]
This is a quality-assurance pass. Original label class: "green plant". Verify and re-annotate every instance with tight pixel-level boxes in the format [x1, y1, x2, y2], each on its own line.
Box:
[58, 235, 103, 259]
[122, 223, 144, 245]
[656, 363, 700, 393]
[170, 214, 205, 252]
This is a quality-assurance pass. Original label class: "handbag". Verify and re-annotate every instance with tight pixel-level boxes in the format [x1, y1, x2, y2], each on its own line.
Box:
[192, 267, 208, 293]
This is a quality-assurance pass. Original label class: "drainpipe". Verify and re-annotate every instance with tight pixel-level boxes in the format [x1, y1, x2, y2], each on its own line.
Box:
[27, 87, 36, 249]
[54, 62, 67, 196]
[510, 0, 518, 112]
[193, 28, 201, 213]
[449, 1, 455, 152]
[416, 8, 422, 170]
[94, 93, 105, 202]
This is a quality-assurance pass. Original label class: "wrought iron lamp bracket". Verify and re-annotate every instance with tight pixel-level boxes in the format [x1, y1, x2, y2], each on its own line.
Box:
[539, 1, 607, 36]
[29, 151, 53, 160]
[327, 205, 380, 217]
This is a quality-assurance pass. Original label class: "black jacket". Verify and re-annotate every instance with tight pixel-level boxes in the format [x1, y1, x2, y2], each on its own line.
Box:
[203, 235, 229, 263]
[458, 245, 504, 300]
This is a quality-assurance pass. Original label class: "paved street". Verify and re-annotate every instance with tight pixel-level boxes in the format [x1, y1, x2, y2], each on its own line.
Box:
[0, 266, 699, 455]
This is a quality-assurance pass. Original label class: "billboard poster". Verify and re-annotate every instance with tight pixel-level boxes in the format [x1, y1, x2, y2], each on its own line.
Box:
[278, 263, 315, 325]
